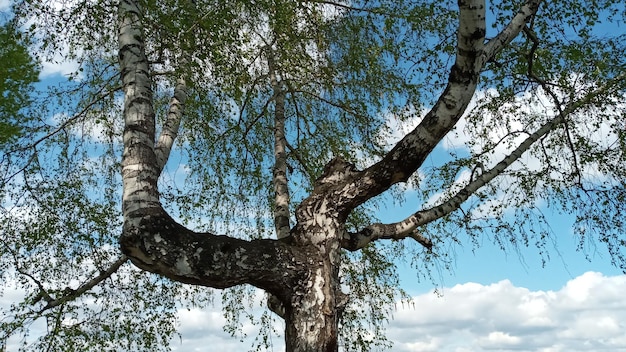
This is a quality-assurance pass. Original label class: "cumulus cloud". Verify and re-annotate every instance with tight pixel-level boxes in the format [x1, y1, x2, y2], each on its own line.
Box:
[172, 306, 285, 352]
[170, 272, 626, 351]
[388, 272, 626, 352]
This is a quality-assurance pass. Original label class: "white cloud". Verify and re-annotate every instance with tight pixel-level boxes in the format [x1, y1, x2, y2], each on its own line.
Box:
[172, 306, 284, 352]
[387, 272, 626, 352]
[412, 83, 625, 219]
[0, 0, 11, 12]
[0, 1, 79, 78]
[446, 82, 625, 180]
[376, 105, 426, 149]
[40, 57, 81, 79]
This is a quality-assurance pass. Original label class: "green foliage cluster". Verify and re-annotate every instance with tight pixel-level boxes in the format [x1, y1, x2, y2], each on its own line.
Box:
[0, 23, 39, 145]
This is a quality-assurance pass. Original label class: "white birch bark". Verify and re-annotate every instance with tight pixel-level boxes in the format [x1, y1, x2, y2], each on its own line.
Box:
[316, 0, 542, 214]
[267, 48, 292, 239]
[155, 78, 187, 172]
[344, 68, 626, 251]
[119, 0, 161, 217]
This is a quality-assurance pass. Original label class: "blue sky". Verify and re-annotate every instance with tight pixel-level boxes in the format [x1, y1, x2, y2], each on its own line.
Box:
[389, 200, 624, 295]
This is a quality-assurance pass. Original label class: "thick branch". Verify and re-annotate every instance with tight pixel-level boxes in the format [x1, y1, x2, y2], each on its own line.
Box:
[117, 0, 305, 297]
[119, 0, 160, 215]
[329, 0, 491, 213]
[155, 78, 187, 172]
[326, 0, 541, 218]
[344, 71, 626, 250]
[121, 208, 306, 299]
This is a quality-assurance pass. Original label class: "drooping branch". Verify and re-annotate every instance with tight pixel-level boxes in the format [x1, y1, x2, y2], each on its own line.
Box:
[523, 26, 583, 186]
[7, 81, 121, 155]
[344, 71, 626, 251]
[4, 235, 128, 313]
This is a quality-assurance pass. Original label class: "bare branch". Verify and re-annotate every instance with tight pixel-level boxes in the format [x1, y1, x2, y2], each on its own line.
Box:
[342, 226, 432, 252]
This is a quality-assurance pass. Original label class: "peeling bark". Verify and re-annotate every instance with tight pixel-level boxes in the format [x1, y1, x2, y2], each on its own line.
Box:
[121, 208, 307, 298]
[118, 0, 306, 300]
[286, 214, 344, 351]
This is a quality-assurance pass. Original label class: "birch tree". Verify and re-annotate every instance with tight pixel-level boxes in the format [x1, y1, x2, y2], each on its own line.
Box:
[2, 0, 625, 351]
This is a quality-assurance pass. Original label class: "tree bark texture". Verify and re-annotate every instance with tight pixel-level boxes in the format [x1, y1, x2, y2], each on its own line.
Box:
[117, 0, 542, 350]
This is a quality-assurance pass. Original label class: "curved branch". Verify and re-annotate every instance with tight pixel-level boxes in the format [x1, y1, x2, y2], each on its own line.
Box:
[320, 0, 542, 218]
[118, 0, 306, 298]
[332, 0, 493, 209]
[121, 208, 307, 299]
[343, 71, 626, 250]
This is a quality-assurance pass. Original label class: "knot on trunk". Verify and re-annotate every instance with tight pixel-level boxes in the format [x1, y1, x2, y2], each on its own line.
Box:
[315, 156, 358, 187]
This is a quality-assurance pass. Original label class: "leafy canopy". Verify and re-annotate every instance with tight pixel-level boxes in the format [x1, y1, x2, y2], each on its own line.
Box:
[1, 0, 625, 350]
